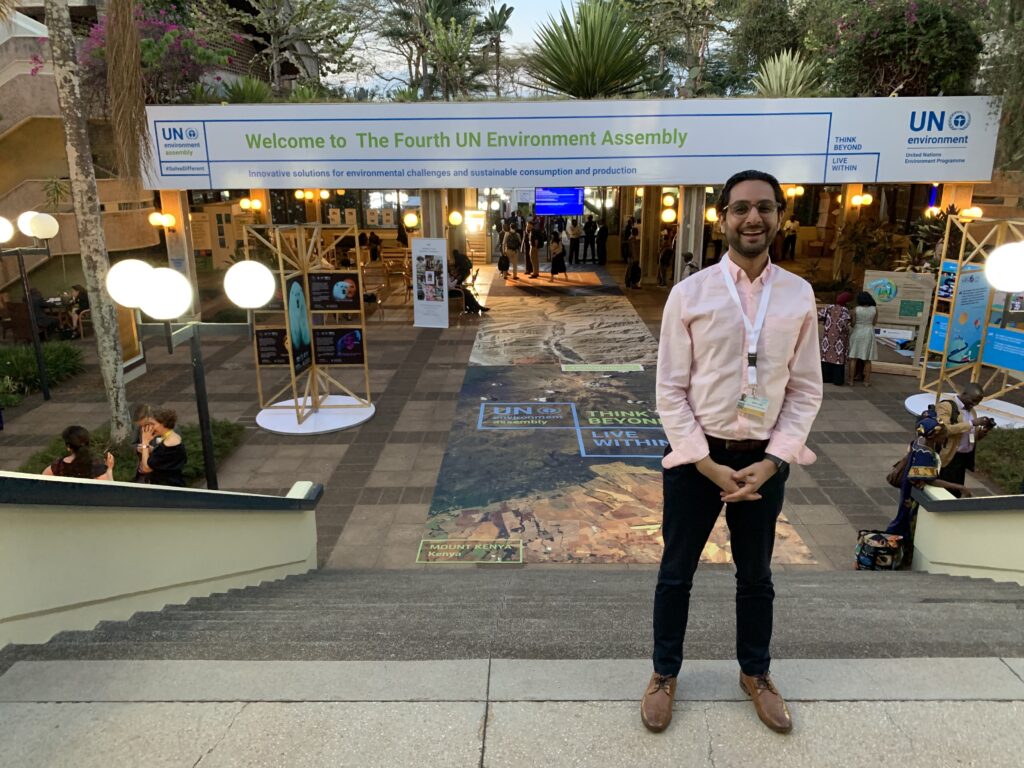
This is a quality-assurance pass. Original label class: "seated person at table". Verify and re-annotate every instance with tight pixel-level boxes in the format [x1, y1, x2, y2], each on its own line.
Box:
[28, 288, 58, 339]
[69, 284, 89, 337]
[138, 408, 188, 487]
[452, 249, 473, 284]
[447, 270, 490, 315]
[42, 425, 114, 481]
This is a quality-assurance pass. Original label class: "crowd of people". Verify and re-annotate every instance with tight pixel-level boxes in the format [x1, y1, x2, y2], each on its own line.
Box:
[41, 404, 187, 487]
[495, 213, 612, 281]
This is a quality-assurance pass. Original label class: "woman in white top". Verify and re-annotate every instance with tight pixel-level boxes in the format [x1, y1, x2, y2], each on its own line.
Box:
[847, 291, 878, 386]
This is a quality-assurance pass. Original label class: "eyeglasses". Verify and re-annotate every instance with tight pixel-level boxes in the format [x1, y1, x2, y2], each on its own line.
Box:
[723, 200, 782, 217]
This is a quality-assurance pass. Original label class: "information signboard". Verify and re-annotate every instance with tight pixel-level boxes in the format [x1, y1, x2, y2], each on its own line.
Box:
[313, 328, 366, 366]
[412, 238, 449, 329]
[308, 271, 361, 312]
[146, 96, 1000, 190]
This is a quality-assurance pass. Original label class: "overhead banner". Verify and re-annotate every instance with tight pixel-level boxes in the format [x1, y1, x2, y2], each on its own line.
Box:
[412, 237, 449, 328]
[145, 96, 1000, 190]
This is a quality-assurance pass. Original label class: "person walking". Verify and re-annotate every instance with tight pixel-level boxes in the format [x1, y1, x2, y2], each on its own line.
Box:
[781, 215, 799, 260]
[817, 291, 853, 386]
[848, 291, 878, 386]
[642, 169, 823, 736]
[582, 215, 597, 263]
[567, 218, 583, 265]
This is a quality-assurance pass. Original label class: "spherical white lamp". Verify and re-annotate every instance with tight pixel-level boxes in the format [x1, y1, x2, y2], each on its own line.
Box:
[28, 213, 59, 240]
[448, 210, 463, 226]
[223, 260, 275, 309]
[985, 241, 1024, 293]
[17, 211, 39, 237]
[661, 208, 677, 223]
[105, 259, 155, 308]
[403, 211, 419, 229]
[141, 267, 192, 319]
[0, 216, 14, 244]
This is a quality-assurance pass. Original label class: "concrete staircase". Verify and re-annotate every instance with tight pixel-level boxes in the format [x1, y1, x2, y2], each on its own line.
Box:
[3, 568, 1024, 673]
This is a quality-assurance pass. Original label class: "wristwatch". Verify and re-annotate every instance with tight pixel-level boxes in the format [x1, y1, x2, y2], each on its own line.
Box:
[764, 453, 789, 475]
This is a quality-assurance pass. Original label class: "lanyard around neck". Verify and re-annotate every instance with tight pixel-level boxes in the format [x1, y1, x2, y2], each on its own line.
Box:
[719, 257, 773, 389]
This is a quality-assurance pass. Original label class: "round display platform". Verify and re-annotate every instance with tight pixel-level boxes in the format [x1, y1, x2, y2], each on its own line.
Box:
[904, 393, 1024, 429]
[256, 395, 375, 435]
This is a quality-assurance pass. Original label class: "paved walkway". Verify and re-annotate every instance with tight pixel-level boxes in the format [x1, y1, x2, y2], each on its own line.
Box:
[2, 658, 1022, 766]
[0, 261, 998, 570]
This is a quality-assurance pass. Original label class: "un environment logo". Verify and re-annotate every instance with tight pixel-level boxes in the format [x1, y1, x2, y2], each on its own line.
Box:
[186, 128, 199, 140]
[949, 111, 971, 131]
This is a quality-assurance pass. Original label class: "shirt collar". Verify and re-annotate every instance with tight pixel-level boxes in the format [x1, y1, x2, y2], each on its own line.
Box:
[724, 251, 773, 286]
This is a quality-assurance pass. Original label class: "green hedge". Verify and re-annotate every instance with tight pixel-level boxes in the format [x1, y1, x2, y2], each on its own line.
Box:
[20, 420, 246, 486]
[975, 428, 1024, 495]
[0, 342, 85, 407]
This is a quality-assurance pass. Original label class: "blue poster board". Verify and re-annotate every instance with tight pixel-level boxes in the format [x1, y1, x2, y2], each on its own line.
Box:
[927, 260, 989, 364]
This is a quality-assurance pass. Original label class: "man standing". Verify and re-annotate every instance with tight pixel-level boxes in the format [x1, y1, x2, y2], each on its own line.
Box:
[782, 215, 799, 260]
[567, 218, 583, 265]
[936, 383, 995, 498]
[642, 170, 823, 736]
[582, 214, 597, 263]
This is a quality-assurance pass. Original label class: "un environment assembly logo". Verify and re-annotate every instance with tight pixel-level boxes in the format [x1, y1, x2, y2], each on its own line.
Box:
[949, 111, 971, 131]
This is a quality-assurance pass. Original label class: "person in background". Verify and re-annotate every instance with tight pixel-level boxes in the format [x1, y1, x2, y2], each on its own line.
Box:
[621, 216, 635, 262]
[848, 291, 878, 386]
[625, 227, 642, 289]
[936, 382, 995, 498]
[396, 218, 409, 248]
[657, 237, 676, 286]
[582, 214, 597, 263]
[138, 408, 187, 487]
[886, 407, 972, 558]
[367, 231, 381, 261]
[549, 236, 568, 280]
[527, 220, 542, 278]
[817, 291, 853, 386]
[781, 215, 799, 260]
[42, 425, 114, 481]
[28, 288, 58, 339]
[679, 251, 699, 280]
[566, 218, 583, 265]
[452, 249, 473, 285]
[130, 403, 152, 482]
[66, 284, 88, 337]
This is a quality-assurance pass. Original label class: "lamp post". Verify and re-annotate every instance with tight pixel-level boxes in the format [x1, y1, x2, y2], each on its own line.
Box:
[106, 258, 275, 490]
[0, 212, 63, 400]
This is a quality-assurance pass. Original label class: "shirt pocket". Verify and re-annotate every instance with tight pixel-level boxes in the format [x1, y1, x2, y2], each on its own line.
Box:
[762, 314, 805, 363]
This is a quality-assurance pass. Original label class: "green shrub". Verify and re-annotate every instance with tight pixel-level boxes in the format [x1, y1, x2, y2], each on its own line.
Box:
[19, 419, 246, 486]
[975, 428, 1024, 495]
[223, 76, 272, 103]
[0, 342, 85, 406]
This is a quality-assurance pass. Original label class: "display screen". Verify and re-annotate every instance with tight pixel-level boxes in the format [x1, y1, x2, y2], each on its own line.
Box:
[534, 187, 585, 216]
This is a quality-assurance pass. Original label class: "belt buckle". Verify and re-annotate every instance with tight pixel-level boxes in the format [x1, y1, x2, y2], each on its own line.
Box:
[724, 439, 743, 451]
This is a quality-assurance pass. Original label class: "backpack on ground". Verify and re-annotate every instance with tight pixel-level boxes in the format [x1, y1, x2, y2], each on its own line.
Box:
[497, 253, 510, 274]
[855, 530, 905, 570]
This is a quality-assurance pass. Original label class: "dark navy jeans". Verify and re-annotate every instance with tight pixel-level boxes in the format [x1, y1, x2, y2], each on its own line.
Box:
[652, 446, 788, 677]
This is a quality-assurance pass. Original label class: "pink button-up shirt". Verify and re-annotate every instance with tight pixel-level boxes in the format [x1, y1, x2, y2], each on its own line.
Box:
[657, 253, 823, 468]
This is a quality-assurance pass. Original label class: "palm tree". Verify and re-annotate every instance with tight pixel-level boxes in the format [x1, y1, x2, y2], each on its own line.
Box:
[41, 0, 134, 441]
[481, 3, 513, 98]
[528, 0, 668, 99]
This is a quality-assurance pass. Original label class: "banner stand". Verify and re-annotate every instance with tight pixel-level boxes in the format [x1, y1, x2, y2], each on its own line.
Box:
[246, 223, 376, 434]
[919, 216, 1024, 419]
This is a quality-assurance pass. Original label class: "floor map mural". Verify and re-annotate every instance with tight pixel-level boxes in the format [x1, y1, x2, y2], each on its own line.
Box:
[421, 365, 813, 565]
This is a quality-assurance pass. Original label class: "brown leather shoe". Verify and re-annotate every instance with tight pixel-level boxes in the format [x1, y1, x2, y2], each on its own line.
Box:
[740, 672, 792, 734]
[640, 672, 677, 732]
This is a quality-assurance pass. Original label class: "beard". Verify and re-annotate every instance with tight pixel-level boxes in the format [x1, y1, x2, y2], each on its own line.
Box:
[724, 223, 778, 259]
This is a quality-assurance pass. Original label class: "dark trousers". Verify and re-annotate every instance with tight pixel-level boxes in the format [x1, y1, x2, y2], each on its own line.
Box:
[939, 450, 973, 498]
[782, 235, 797, 260]
[597, 241, 607, 264]
[582, 236, 596, 262]
[653, 444, 788, 677]
[569, 238, 581, 264]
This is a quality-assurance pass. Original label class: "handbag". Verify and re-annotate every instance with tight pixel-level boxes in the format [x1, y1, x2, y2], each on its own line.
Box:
[886, 453, 909, 488]
[855, 530, 905, 570]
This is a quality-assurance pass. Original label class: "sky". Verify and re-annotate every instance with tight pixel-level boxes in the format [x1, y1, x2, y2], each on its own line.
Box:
[500, 0, 558, 47]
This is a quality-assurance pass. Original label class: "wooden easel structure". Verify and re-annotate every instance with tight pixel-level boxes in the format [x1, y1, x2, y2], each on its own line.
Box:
[921, 216, 1024, 416]
[244, 223, 373, 426]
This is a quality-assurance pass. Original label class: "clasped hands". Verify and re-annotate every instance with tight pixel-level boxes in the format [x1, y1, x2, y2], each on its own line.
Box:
[695, 456, 777, 503]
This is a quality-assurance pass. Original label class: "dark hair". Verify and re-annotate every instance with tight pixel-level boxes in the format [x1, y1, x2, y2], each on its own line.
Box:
[62, 425, 95, 478]
[72, 284, 86, 295]
[131, 402, 151, 422]
[150, 407, 177, 430]
[683, 251, 694, 260]
[857, 291, 877, 307]
[717, 170, 786, 215]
